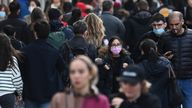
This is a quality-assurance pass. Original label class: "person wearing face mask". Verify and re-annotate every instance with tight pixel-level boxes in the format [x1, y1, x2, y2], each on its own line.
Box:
[28, 0, 41, 13]
[96, 36, 133, 97]
[0, 4, 8, 21]
[134, 13, 167, 63]
[140, 13, 167, 46]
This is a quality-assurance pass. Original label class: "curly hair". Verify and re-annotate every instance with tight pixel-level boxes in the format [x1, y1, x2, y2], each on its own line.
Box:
[84, 13, 105, 48]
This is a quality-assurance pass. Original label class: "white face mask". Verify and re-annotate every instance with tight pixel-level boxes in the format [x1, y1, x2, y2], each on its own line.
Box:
[29, 6, 35, 13]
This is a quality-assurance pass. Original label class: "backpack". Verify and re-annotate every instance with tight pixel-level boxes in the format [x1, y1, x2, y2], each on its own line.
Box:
[60, 41, 90, 65]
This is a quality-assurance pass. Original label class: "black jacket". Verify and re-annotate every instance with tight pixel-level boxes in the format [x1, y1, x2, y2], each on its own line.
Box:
[112, 93, 161, 108]
[11, 38, 25, 50]
[124, 10, 152, 60]
[98, 51, 133, 96]
[134, 31, 163, 63]
[0, 14, 30, 44]
[158, 29, 192, 79]
[139, 56, 170, 108]
[20, 39, 65, 103]
[60, 36, 97, 63]
[101, 11, 125, 40]
[140, 31, 162, 44]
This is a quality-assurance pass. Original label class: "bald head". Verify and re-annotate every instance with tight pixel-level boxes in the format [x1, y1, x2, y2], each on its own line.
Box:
[168, 11, 185, 35]
[168, 11, 184, 22]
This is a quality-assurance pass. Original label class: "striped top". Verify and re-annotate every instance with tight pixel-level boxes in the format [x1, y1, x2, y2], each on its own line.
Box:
[0, 57, 23, 96]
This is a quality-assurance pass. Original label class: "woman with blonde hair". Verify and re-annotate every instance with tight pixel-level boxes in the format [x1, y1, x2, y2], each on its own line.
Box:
[51, 55, 110, 108]
[84, 13, 105, 48]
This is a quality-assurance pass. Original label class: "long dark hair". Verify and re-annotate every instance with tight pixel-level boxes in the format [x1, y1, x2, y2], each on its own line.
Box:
[0, 33, 19, 71]
[108, 36, 129, 57]
[139, 39, 159, 61]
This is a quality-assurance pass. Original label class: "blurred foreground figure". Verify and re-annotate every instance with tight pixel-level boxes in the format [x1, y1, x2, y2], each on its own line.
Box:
[20, 20, 65, 108]
[111, 65, 161, 108]
[51, 55, 110, 108]
[0, 33, 23, 108]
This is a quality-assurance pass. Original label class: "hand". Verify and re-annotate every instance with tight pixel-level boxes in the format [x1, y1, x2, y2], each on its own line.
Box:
[164, 51, 174, 59]
[16, 96, 22, 102]
[95, 58, 104, 65]
[123, 63, 128, 68]
[104, 64, 110, 70]
[112, 97, 124, 108]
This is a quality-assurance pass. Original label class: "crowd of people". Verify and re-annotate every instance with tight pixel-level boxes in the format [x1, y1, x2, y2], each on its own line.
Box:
[0, 0, 192, 108]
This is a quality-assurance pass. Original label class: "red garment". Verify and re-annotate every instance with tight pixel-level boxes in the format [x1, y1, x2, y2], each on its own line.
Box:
[83, 95, 110, 108]
[76, 2, 87, 17]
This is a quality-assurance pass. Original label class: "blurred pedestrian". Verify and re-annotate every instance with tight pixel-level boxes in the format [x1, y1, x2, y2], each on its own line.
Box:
[60, 20, 97, 65]
[135, 13, 167, 62]
[97, 37, 133, 96]
[84, 13, 105, 49]
[24, 0, 41, 25]
[139, 39, 170, 108]
[0, 33, 23, 108]
[0, 1, 29, 44]
[47, 8, 66, 49]
[141, 13, 167, 43]
[51, 55, 110, 108]
[2, 25, 25, 50]
[101, 0, 125, 40]
[26, 7, 46, 44]
[158, 11, 192, 108]
[0, 4, 8, 21]
[45, 0, 64, 12]
[68, 8, 82, 26]
[184, 0, 192, 29]
[111, 65, 161, 108]
[20, 20, 65, 108]
[124, 0, 152, 62]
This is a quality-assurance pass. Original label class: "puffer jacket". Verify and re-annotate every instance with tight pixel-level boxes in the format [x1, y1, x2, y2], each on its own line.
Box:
[158, 29, 192, 79]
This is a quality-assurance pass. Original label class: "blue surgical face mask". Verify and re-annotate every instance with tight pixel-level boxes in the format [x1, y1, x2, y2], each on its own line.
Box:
[153, 28, 165, 36]
[0, 11, 6, 17]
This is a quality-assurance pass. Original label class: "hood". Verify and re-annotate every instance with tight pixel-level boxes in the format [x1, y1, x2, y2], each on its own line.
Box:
[132, 10, 152, 24]
[50, 20, 63, 32]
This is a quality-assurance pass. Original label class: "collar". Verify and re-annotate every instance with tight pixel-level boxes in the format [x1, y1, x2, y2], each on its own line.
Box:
[102, 11, 112, 15]
[8, 14, 19, 19]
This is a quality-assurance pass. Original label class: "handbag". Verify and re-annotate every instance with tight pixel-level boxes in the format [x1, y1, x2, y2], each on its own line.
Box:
[167, 65, 184, 107]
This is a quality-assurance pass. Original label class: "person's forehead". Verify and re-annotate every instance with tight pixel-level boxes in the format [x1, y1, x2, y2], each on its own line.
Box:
[112, 39, 120, 43]
[169, 17, 181, 23]
[152, 20, 165, 24]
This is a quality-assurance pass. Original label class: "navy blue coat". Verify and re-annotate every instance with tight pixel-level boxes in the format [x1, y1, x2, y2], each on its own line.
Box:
[20, 39, 65, 103]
